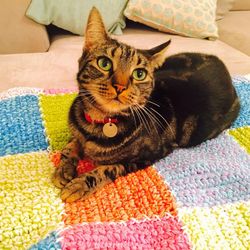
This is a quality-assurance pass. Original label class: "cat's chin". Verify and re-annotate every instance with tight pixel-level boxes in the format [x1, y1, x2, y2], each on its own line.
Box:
[99, 99, 130, 114]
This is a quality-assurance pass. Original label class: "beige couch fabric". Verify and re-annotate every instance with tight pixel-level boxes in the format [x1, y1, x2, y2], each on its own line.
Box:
[232, 0, 250, 10]
[0, 0, 50, 54]
[216, 0, 236, 20]
[217, 11, 250, 56]
[1, 25, 250, 92]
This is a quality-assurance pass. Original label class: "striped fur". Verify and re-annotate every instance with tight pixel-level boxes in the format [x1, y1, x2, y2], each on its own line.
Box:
[52, 8, 240, 202]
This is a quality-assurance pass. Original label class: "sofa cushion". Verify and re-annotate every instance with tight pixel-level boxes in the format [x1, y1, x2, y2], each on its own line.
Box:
[217, 11, 250, 56]
[216, 0, 235, 20]
[232, 0, 250, 10]
[26, 0, 128, 35]
[0, 0, 50, 54]
[124, 0, 218, 40]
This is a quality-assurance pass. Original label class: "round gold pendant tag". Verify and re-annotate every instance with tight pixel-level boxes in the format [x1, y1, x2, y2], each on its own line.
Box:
[103, 123, 118, 138]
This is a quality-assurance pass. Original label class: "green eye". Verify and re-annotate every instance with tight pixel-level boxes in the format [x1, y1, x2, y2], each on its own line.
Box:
[132, 69, 147, 81]
[97, 57, 112, 71]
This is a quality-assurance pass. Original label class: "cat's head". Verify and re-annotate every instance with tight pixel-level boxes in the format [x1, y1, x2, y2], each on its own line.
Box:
[77, 7, 170, 113]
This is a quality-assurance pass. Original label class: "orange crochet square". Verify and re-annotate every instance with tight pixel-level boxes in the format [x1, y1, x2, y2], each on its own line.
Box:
[63, 167, 177, 224]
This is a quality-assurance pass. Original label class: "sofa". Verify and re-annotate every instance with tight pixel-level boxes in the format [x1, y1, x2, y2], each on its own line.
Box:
[0, 0, 250, 92]
[1, 2, 250, 249]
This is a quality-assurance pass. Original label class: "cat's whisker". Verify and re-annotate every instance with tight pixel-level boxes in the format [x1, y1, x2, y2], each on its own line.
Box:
[141, 106, 164, 134]
[78, 93, 90, 96]
[149, 107, 175, 136]
[133, 106, 148, 135]
[138, 107, 152, 135]
[143, 106, 165, 130]
[147, 100, 160, 107]
[78, 90, 91, 96]
[134, 104, 152, 136]
[87, 84, 108, 90]
[80, 98, 95, 105]
[141, 109, 160, 136]
[136, 102, 173, 137]
[129, 107, 138, 129]
[78, 91, 91, 95]
[82, 86, 102, 92]
[79, 88, 95, 94]
[78, 93, 96, 104]
[136, 104, 163, 136]
[132, 107, 142, 128]
[84, 90, 100, 96]
[79, 89, 88, 93]
[78, 91, 93, 97]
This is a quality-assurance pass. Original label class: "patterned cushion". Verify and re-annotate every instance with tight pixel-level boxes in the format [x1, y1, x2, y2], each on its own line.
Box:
[124, 0, 218, 40]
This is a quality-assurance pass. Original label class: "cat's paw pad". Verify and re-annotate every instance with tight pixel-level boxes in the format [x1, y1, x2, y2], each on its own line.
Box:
[61, 176, 92, 202]
[52, 163, 77, 188]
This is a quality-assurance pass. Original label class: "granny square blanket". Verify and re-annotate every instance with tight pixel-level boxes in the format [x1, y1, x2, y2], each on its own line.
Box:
[0, 76, 249, 250]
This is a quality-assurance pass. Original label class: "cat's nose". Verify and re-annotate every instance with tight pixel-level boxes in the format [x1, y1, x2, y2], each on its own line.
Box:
[113, 84, 127, 94]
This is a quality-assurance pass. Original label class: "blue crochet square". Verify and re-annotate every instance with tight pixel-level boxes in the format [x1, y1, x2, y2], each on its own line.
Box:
[0, 95, 48, 156]
[232, 78, 250, 128]
[29, 231, 61, 250]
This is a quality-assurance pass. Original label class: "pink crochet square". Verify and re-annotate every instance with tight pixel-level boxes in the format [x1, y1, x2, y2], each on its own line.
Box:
[61, 216, 191, 250]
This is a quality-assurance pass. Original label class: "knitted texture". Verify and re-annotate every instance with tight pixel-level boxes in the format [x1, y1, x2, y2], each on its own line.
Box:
[179, 201, 250, 249]
[154, 133, 250, 207]
[232, 82, 250, 128]
[0, 95, 48, 156]
[229, 127, 250, 153]
[29, 232, 61, 250]
[40, 93, 77, 150]
[0, 152, 63, 249]
[0, 77, 249, 250]
[60, 216, 191, 250]
[63, 167, 177, 225]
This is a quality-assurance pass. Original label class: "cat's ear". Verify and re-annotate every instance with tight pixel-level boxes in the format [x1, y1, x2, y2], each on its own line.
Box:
[84, 7, 109, 49]
[143, 40, 171, 68]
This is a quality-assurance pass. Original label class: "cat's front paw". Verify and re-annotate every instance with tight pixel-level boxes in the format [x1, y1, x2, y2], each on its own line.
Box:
[61, 175, 94, 202]
[52, 162, 77, 188]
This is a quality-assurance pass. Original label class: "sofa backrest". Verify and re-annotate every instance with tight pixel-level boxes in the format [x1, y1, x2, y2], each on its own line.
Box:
[0, 0, 50, 54]
[232, 0, 250, 10]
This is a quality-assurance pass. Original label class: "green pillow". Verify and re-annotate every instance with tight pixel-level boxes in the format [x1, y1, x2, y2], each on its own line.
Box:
[26, 0, 128, 35]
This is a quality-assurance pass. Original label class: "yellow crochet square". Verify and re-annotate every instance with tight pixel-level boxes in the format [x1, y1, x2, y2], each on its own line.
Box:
[229, 127, 250, 154]
[179, 202, 250, 250]
[0, 152, 64, 249]
[40, 93, 77, 150]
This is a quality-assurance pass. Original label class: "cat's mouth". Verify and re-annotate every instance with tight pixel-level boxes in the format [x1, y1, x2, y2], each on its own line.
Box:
[113, 96, 120, 102]
[96, 95, 132, 113]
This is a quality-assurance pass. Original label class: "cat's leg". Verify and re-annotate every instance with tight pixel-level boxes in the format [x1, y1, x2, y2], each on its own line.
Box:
[52, 138, 82, 188]
[61, 163, 141, 202]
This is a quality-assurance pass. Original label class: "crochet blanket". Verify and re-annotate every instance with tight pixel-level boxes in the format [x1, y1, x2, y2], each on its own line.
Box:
[0, 76, 249, 250]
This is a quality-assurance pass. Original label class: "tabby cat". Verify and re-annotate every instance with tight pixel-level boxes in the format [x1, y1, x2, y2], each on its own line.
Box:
[52, 8, 240, 202]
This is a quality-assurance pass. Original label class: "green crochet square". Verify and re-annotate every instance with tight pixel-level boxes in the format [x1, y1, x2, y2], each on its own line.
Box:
[40, 93, 77, 150]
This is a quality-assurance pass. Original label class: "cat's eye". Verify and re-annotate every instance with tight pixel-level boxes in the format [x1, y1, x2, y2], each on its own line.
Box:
[132, 68, 147, 81]
[97, 57, 112, 71]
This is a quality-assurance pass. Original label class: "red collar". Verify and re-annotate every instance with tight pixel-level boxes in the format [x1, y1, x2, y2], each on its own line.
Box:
[84, 113, 118, 124]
